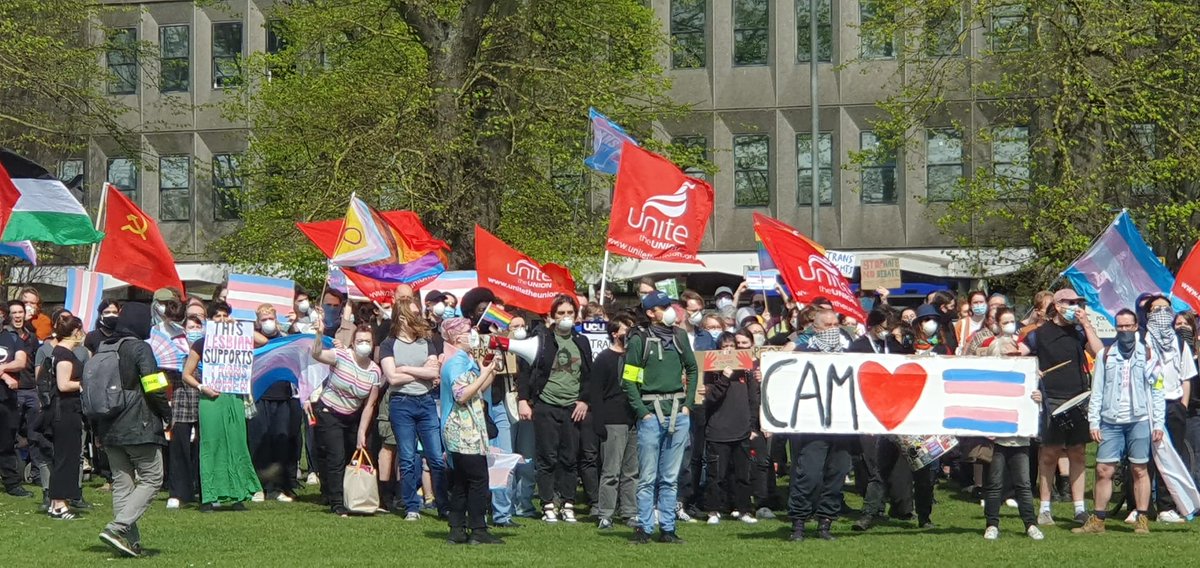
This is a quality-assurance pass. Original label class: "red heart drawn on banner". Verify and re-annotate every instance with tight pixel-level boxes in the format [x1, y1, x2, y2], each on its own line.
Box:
[857, 361, 928, 431]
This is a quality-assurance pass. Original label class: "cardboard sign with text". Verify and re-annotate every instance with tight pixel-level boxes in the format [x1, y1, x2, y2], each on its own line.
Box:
[695, 345, 791, 372]
[860, 257, 901, 290]
[759, 352, 1038, 436]
[202, 320, 256, 394]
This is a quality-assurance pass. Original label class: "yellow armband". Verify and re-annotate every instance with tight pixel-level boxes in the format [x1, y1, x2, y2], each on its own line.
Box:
[141, 372, 169, 393]
[622, 364, 644, 384]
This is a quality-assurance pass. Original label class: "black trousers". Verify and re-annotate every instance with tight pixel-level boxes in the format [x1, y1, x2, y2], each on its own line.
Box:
[534, 403, 579, 505]
[705, 438, 751, 513]
[48, 397, 83, 501]
[748, 432, 777, 508]
[314, 403, 360, 510]
[168, 422, 200, 502]
[248, 398, 302, 495]
[787, 435, 853, 521]
[984, 444, 1036, 528]
[679, 405, 707, 509]
[1152, 399, 1189, 512]
[448, 452, 489, 531]
[577, 411, 600, 506]
[0, 395, 20, 490]
[866, 437, 934, 524]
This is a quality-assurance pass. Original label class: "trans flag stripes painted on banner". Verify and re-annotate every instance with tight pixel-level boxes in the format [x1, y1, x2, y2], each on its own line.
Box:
[1062, 210, 1188, 324]
[941, 369, 1026, 397]
[227, 273, 295, 326]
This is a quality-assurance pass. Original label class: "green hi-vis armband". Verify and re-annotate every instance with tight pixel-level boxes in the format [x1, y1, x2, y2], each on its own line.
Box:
[141, 372, 168, 393]
[622, 364, 644, 384]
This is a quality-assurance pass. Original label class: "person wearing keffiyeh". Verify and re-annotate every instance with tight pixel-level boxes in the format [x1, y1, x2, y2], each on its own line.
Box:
[1141, 295, 1197, 522]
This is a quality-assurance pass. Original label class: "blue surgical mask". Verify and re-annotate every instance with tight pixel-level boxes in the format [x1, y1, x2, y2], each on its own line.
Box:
[971, 304, 987, 317]
[186, 330, 204, 344]
[1062, 305, 1078, 323]
[707, 330, 721, 341]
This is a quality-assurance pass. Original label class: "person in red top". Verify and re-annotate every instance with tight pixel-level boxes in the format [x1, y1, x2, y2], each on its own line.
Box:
[19, 288, 52, 341]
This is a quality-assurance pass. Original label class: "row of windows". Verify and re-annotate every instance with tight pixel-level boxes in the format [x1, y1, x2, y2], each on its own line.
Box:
[107, 21, 285, 95]
[671, 127, 1031, 208]
[669, 0, 1029, 69]
[62, 155, 243, 222]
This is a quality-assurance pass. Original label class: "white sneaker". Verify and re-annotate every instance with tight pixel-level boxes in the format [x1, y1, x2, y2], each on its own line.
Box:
[730, 511, 741, 519]
[1005, 499, 1018, 508]
[562, 504, 577, 523]
[676, 503, 696, 523]
[306, 472, 319, 485]
[1026, 525, 1044, 540]
[166, 498, 180, 510]
[740, 513, 758, 525]
[707, 513, 720, 525]
[984, 526, 1000, 540]
[251, 491, 265, 503]
[1125, 510, 1139, 524]
[542, 506, 559, 523]
[404, 512, 421, 521]
[1158, 510, 1184, 523]
[276, 493, 294, 503]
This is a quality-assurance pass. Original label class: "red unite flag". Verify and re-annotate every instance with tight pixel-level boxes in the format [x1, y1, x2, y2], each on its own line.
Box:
[606, 142, 713, 264]
[1172, 240, 1200, 313]
[93, 184, 185, 294]
[474, 225, 576, 314]
[752, 213, 867, 323]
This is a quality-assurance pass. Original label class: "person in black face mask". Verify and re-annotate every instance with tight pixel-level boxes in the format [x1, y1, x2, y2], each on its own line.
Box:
[85, 300, 122, 354]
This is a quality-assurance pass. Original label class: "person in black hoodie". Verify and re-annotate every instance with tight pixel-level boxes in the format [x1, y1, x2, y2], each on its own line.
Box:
[703, 330, 760, 525]
[592, 315, 638, 529]
[96, 303, 171, 558]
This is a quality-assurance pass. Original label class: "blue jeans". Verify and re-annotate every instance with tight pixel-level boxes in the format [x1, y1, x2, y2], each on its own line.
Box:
[489, 403, 514, 523]
[512, 419, 537, 516]
[1097, 420, 1151, 465]
[636, 412, 690, 533]
[389, 393, 448, 514]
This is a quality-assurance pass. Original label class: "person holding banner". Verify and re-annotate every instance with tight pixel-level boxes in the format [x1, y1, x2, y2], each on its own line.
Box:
[1073, 309, 1163, 534]
[309, 313, 384, 517]
[1140, 295, 1196, 523]
[167, 315, 205, 509]
[181, 302, 262, 512]
[248, 304, 302, 504]
[702, 330, 760, 525]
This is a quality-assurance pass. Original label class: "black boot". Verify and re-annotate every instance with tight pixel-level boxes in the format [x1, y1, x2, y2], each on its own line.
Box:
[447, 528, 469, 545]
[1055, 474, 1071, 503]
[379, 482, 395, 513]
[788, 520, 806, 542]
[818, 518, 836, 541]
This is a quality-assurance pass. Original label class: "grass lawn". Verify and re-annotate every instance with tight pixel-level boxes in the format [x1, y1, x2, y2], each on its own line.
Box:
[2, 469, 1196, 567]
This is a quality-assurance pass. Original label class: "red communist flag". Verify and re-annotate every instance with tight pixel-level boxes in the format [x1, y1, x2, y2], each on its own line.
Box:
[752, 213, 866, 323]
[475, 225, 575, 314]
[606, 142, 713, 264]
[94, 184, 185, 294]
[1172, 240, 1200, 313]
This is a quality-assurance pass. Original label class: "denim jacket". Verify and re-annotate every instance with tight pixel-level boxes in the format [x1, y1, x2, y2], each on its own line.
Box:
[1087, 344, 1164, 431]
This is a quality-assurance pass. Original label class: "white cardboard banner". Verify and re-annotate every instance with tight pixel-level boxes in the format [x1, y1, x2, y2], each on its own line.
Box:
[759, 352, 1040, 437]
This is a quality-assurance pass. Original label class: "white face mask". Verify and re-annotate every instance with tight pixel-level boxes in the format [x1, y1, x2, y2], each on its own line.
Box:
[688, 311, 702, 326]
[753, 333, 766, 347]
[154, 302, 166, 316]
[25, 303, 37, 317]
[921, 320, 939, 335]
[875, 329, 890, 340]
[660, 308, 677, 326]
[556, 317, 575, 332]
[1001, 322, 1017, 336]
[511, 328, 528, 341]
[354, 343, 372, 357]
[260, 320, 277, 336]
[297, 300, 311, 314]
[432, 302, 447, 317]
[716, 297, 733, 309]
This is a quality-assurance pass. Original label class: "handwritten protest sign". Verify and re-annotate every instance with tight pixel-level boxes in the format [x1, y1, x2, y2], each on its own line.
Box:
[824, 250, 857, 278]
[759, 352, 1039, 436]
[745, 270, 780, 292]
[202, 321, 256, 394]
[581, 321, 610, 360]
[860, 257, 901, 290]
[470, 335, 519, 375]
[695, 346, 791, 372]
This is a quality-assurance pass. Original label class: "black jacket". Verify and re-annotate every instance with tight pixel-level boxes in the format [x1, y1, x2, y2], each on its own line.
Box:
[847, 335, 913, 355]
[95, 304, 171, 447]
[518, 326, 594, 406]
[590, 348, 636, 426]
[703, 368, 759, 442]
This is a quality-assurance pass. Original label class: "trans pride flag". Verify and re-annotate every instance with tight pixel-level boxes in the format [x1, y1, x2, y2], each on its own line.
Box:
[583, 108, 637, 175]
[1062, 210, 1188, 324]
[64, 268, 106, 332]
[252, 334, 333, 402]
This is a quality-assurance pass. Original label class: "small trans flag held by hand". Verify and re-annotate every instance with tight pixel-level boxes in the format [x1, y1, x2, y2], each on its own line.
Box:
[584, 107, 637, 175]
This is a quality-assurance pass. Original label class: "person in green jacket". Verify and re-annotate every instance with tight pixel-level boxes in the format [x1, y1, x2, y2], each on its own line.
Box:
[623, 291, 698, 544]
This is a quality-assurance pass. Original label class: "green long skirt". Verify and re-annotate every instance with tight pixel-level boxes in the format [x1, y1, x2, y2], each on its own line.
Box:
[199, 394, 262, 504]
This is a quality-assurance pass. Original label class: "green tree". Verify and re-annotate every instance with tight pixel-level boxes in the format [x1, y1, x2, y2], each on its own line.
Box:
[219, 0, 693, 285]
[853, 0, 1200, 293]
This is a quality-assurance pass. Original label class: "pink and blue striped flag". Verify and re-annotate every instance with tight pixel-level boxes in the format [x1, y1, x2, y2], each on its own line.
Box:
[253, 334, 333, 402]
[148, 326, 188, 370]
[0, 241, 36, 264]
[584, 108, 637, 175]
[1063, 210, 1188, 323]
[64, 268, 106, 332]
[940, 369, 1026, 434]
[226, 273, 295, 326]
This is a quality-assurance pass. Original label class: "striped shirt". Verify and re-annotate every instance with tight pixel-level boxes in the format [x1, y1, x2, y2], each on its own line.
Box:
[320, 349, 383, 415]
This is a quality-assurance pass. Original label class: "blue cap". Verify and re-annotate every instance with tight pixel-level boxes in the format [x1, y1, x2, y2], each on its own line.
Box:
[641, 290, 672, 311]
[915, 304, 941, 321]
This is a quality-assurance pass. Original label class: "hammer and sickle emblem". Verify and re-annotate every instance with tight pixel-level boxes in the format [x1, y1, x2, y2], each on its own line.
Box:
[121, 214, 149, 241]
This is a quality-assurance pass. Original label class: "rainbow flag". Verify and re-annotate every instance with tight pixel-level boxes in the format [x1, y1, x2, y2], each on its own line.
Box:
[64, 268, 106, 332]
[480, 303, 513, 331]
[329, 194, 445, 283]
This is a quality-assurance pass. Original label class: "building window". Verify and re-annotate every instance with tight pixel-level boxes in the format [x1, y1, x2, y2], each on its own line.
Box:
[212, 22, 243, 88]
[925, 4, 962, 57]
[159, 25, 190, 93]
[106, 157, 138, 201]
[990, 4, 1029, 52]
[797, 132, 833, 206]
[926, 128, 963, 201]
[158, 156, 190, 221]
[734, 0, 769, 66]
[106, 28, 138, 95]
[1131, 123, 1155, 196]
[670, 0, 705, 69]
[213, 154, 243, 221]
[674, 136, 708, 180]
[860, 131, 897, 204]
[59, 159, 84, 183]
[733, 135, 770, 207]
[991, 126, 1030, 198]
[796, 0, 833, 63]
[859, 0, 895, 59]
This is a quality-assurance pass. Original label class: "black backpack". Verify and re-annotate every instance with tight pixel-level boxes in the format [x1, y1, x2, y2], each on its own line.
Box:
[36, 354, 56, 409]
[81, 338, 140, 420]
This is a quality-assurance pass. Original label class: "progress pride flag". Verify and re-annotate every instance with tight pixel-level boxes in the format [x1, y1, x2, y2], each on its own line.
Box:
[606, 143, 713, 264]
[475, 225, 576, 314]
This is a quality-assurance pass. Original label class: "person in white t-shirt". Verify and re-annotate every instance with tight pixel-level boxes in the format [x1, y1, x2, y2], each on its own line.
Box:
[1141, 295, 1196, 523]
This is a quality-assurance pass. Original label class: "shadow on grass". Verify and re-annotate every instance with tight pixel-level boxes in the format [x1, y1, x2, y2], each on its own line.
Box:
[84, 544, 161, 558]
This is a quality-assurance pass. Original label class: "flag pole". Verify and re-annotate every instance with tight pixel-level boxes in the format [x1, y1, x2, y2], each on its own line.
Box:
[320, 192, 356, 312]
[598, 251, 610, 308]
[87, 183, 111, 271]
[477, 302, 492, 328]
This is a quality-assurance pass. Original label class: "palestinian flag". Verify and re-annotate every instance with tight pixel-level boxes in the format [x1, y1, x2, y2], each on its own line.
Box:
[0, 149, 104, 245]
